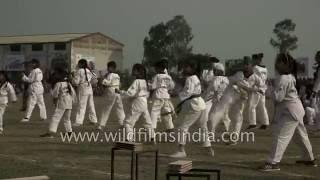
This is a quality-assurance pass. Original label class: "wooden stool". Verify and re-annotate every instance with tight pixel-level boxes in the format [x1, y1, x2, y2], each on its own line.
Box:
[110, 142, 158, 180]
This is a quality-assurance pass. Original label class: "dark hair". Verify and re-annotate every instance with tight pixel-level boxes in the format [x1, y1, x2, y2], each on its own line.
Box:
[107, 61, 117, 69]
[275, 53, 297, 76]
[78, 59, 89, 84]
[252, 54, 258, 60]
[78, 59, 88, 68]
[0, 71, 9, 88]
[31, 58, 40, 68]
[132, 63, 148, 90]
[210, 57, 220, 63]
[154, 60, 167, 73]
[58, 70, 73, 95]
[183, 59, 201, 77]
[258, 53, 264, 59]
[132, 63, 147, 80]
[160, 57, 169, 68]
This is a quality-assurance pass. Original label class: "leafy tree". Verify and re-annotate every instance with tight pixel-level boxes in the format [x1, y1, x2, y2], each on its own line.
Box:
[270, 19, 298, 53]
[143, 23, 171, 68]
[166, 15, 193, 66]
[143, 15, 193, 69]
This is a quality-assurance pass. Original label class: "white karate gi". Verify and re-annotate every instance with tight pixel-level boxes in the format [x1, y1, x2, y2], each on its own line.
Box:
[176, 75, 211, 147]
[150, 73, 175, 130]
[208, 72, 248, 135]
[205, 76, 231, 133]
[202, 69, 215, 84]
[73, 68, 98, 125]
[121, 79, 154, 141]
[246, 65, 269, 126]
[305, 107, 316, 126]
[49, 82, 76, 133]
[267, 74, 314, 164]
[22, 68, 47, 120]
[99, 73, 125, 127]
[0, 82, 17, 131]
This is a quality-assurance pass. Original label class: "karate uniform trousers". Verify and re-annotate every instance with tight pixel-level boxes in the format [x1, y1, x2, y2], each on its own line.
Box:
[99, 90, 125, 127]
[25, 92, 47, 120]
[176, 97, 211, 147]
[208, 86, 244, 135]
[75, 84, 97, 125]
[248, 92, 269, 126]
[0, 83, 17, 130]
[268, 101, 314, 164]
[49, 109, 72, 133]
[124, 97, 154, 141]
[206, 99, 230, 133]
[48, 82, 75, 133]
[150, 98, 174, 130]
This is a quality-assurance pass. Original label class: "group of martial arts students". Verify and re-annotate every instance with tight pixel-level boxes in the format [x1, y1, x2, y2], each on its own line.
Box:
[0, 51, 318, 172]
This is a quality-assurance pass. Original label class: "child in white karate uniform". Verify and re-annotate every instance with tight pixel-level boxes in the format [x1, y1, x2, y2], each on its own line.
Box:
[21, 59, 47, 122]
[205, 63, 230, 133]
[0, 72, 17, 134]
[246, 54, 269, 129]
[119, 64, 154, 142]
[98, 61, 125, 130]
[72, 59, 98, 126]
[170, 60, 213, 158]
[260, 53, 317, 171]
[201, 57, 220, 86]
[150, 60, 175, 131]
[208, 70, 248, 143]
[305, 99, 316, 128]
[41, 72, 76, 137]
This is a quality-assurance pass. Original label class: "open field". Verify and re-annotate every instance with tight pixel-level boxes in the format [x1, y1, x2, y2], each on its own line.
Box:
[0, 96, 319, 180]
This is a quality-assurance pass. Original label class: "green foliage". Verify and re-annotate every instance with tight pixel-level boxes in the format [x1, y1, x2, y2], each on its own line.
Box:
[143, 15, 193, 69]
[270, 19, 298, 53]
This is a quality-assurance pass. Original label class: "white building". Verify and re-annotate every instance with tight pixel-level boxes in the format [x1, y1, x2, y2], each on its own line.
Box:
[0, 32, 124, 75]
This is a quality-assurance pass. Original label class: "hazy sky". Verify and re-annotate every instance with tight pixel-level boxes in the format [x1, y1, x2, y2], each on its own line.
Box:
[0, 0, 320, 76]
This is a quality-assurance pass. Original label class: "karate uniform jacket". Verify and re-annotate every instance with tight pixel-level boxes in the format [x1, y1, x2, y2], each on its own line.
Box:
[179, 75, 205, 112]
[120, 79, 149, 112]
[150, 73, 175, 99]
[22, 68, 44, 95]
[52, 82, 76, 110]
[0, 82, 17, 105]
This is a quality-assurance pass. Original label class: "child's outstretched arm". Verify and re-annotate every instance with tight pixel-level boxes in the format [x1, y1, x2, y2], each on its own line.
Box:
[22, 69, 41, 84]
[120, 80, 139, 98]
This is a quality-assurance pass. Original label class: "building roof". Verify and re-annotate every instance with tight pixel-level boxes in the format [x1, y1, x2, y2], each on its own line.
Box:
[0, 32, 124, 46]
